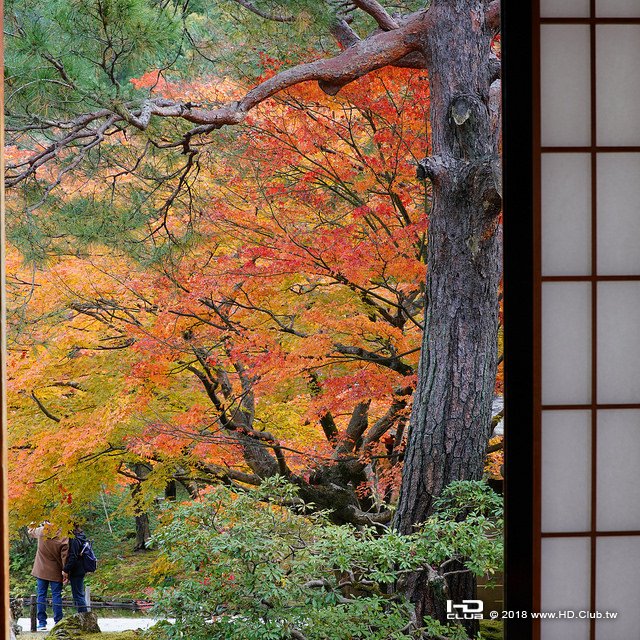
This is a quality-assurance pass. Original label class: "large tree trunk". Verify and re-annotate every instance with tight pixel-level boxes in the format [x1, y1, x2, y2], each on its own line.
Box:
[394, 0, 502, 632]
[134, 512, 151, 551]
[131, 464, 152, 551]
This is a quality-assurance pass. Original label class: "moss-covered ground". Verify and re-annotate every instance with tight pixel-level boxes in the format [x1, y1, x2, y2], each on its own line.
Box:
[88, 547, 162, 600]
[480, 619, 503, 639]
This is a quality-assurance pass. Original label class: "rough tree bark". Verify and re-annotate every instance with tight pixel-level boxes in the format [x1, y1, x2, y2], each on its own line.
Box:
[394, 0, 502, 632]
[134, 510, 152, 552]
[130, 464, 152, 551]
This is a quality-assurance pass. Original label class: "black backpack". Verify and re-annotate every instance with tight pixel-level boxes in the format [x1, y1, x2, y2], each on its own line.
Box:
[79, 539, 98, 573]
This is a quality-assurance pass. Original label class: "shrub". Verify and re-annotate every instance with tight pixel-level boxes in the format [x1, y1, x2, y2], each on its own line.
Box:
[151, 477, 502, 640]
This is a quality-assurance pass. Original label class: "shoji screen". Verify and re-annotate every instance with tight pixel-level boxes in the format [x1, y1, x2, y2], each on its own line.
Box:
[536, 2, 640, 639]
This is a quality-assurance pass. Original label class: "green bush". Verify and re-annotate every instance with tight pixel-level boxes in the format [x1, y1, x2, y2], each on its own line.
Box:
[151, 477, 503, 640]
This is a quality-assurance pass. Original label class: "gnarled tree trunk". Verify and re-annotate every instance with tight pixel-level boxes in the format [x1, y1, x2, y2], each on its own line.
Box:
[394, 0, 502, 633]
[131, 463, 152, 551]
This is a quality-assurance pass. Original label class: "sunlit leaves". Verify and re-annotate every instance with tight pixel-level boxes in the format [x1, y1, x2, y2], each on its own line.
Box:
[7, 66, 434, 528]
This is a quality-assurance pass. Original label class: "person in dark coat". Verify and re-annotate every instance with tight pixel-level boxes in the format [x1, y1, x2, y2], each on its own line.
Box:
[62, 524, 89, 613]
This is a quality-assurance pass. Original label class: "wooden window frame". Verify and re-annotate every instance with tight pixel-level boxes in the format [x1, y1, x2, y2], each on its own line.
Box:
[530, 2, 640, 639]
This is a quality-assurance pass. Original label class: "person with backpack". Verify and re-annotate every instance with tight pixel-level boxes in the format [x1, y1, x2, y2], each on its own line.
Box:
[62, 524, 95, 613]
[28, 522, 69, 632]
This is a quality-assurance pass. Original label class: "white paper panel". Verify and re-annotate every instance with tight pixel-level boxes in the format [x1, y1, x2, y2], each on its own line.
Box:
[596, 0, 640, 16]
[597, 283, 640, 403]
[542, 154, 591, 276]
[597, 154, 640, 275]
[542, 411, 591, 532]
[596, 537, 640, 639]
[597, 26, 640, 146]
[541, 26, 591, 147]
[541, 0, 590, 16]
[597, 410, 640, 530]
[542, 283, 591, 405]
[541, 538, 591, 640]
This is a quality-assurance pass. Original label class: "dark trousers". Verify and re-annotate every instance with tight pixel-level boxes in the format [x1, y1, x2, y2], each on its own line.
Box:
[36, 578, 63, 626]
[69, 575, 88, 612]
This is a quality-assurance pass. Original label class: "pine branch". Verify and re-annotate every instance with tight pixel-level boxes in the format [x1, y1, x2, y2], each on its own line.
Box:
[230, 0, 295, 23]
[5, 9, 431, 189]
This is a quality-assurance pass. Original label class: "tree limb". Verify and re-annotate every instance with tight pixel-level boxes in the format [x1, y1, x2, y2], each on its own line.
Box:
[194, 461, 263, 486]
[352, 0, 399, 30]
[6, 9, 431, 188]
[363, 387, 411, 445]
[486, 439, 503, 454]
[334, 343, 414, 375]
[335, 400, 370, 455]
[330, 18, 361, 48]
[342, 504, 392, 525]
[31, 390, 61, 423]
[230, 0, 295, 23]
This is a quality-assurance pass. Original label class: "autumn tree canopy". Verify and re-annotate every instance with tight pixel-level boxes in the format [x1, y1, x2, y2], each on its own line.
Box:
[6, 0, 502, 627]
[8, 68, 437, 527]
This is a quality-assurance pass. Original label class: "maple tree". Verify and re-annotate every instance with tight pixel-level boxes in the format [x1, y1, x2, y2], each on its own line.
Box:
[7, 68, 431, 528]
[5, 0, 503, 627]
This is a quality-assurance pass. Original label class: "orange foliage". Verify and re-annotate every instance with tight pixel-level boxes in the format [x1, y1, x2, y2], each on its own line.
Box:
[7, 65, 502, 527]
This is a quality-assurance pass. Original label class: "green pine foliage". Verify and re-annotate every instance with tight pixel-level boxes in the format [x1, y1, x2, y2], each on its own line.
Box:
[5, 0, 181, 116]
[5, 0, 427, 126]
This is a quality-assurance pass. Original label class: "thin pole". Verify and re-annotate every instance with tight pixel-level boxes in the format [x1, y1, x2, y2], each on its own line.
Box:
[100, 488, 113, 535]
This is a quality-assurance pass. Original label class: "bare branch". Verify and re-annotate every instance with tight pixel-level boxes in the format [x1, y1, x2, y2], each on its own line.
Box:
[41, 53, 78, 89]
[486, 439, 503, 454]
[335, 401, 370, 456]
[333, 343, 414, 375]
[352, 0, 399, 30]
[5, 112, 117, 188]
[31, 390, 61, 423]
[363, 387, 411, 445]
[230, 0, 295, 22]
[49, 381, 86, 391]
[195, 461, 263, 486]
[343, 504, 392, 525]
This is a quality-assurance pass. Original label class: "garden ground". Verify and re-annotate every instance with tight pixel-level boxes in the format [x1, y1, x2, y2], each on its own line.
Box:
[17, 617, 157, 636]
